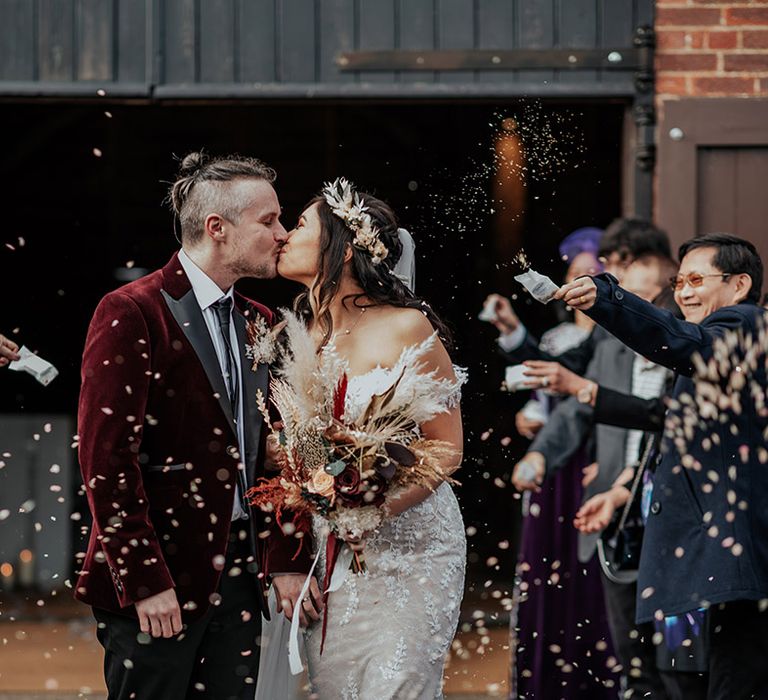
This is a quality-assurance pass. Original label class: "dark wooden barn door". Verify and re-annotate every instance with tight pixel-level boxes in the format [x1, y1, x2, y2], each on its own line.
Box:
[697, 146, 768, 269]
[658, 98, 768, 292]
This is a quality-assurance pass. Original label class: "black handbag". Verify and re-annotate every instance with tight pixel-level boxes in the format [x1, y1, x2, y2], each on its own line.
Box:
[597, 434, 658, 584]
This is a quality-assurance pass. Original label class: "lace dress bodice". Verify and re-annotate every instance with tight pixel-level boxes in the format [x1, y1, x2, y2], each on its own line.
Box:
[304, 359, 467, 700]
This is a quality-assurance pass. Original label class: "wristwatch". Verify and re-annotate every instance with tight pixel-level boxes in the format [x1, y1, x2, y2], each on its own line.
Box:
[577, 381, 597, 405]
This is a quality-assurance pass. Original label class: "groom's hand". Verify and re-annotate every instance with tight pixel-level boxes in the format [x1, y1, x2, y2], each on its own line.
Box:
[272, 574, 323, 627]
[555, 276, 597, 310]
[135, 588, 182, 638]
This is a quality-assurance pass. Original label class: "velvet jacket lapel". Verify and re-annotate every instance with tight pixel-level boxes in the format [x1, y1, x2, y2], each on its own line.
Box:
[160, 254, 236, 433]
[159, 254, 270, 484]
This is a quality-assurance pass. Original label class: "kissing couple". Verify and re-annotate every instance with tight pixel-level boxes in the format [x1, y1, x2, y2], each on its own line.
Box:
[76, 152, 467, 699]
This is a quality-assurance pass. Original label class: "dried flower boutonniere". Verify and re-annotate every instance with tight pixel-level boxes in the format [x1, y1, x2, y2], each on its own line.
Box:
[245, 314, 282, 368]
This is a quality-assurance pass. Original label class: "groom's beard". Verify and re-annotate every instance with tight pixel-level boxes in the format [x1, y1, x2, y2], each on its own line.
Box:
[229, 257, 277, 280]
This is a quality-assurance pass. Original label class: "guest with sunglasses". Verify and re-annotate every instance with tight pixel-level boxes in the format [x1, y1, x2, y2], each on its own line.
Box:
[558, 233, 767, 700]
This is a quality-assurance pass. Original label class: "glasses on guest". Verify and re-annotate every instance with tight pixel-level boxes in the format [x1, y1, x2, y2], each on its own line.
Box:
[669, 272, 731, 291]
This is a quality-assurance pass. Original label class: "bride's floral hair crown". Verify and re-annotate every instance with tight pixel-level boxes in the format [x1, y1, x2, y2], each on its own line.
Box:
[322, 177, 389, 265]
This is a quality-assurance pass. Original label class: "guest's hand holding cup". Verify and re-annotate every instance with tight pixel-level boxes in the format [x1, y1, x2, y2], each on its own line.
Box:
[515, 410, 544, 440]
[512, 452, 545, 492]
[480, 294, 520, 334]
[522, 360, 584, 395]
[0, 333, 20, 367]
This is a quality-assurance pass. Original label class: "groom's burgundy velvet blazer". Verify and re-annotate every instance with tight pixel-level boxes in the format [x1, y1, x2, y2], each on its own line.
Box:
[75, 253, 309, 620]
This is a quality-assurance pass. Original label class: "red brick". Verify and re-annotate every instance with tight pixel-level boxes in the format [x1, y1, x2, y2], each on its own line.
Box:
[743, 30, 768, 49]
[657, 76, 689, 95]
[658, 30, 706, 50]
[723, 53, 768, 72]
[692, 76, 755, 95]
[760, 78, 768, 94]
[707, 30, 739, 50]
[725, 7, 768, 26]
[656, 53, 718, 71]
[657, 7, 722, 27]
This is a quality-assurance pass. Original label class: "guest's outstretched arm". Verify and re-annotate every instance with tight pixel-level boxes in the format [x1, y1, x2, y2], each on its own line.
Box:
[593, 388, 666, 432]
[558, 273, 752, 376]
[499, 327, 599, 375]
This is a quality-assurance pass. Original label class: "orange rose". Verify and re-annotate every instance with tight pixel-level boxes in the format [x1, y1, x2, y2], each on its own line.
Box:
[306, 468, 336, 503]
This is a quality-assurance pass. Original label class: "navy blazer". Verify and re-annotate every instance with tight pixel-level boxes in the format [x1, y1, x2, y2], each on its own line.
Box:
[586, 274, 768, 623]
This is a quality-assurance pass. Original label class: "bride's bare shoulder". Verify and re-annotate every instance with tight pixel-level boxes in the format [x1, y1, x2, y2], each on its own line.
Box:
[375, 305, 435, 344]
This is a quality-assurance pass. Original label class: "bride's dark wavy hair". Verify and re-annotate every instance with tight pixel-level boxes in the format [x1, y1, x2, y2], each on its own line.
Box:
[293, 191, 453, 350]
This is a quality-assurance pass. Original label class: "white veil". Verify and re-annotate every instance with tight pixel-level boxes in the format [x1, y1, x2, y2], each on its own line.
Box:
[393, 228, 416, 293]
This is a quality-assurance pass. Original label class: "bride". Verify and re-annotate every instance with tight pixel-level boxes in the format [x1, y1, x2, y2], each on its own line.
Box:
[273, 179, 467, 699]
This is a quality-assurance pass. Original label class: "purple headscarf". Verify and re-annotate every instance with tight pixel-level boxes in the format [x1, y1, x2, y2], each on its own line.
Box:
[558, 226, 604, 263]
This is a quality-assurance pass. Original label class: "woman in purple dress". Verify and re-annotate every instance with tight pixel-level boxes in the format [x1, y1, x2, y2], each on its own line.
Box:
[507, 229, 620, 698]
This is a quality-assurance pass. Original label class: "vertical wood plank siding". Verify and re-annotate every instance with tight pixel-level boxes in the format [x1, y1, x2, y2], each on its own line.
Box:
[0, 0, 649, 96]
[476, 0, 516, 84]
[239, 0, 276, 82]
[116, 0, 146, 82]
[602, 0, 635, 86]
[0, 0, 35, 81]
[38, 0, 75, 81]
[358, 0, 396, 84]
[558, 0, 598, 86]
[517, 0, 554, 84]
[399, 0, 436, 84]
[279, 0, 316, 82]
[200, 0, 236, 82]
[76, 0, 113, 81]
[319, 0, 355, 83]
[437, 0, 476, 85]
[163, 0, 196, 84]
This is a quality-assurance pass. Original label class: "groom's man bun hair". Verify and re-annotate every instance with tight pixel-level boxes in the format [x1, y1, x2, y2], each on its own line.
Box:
[168, 150, 277, 245]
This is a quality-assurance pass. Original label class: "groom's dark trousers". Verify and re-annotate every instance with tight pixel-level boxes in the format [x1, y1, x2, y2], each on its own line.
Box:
[94, 526, 260, 700]
[75, 254, 311, 698]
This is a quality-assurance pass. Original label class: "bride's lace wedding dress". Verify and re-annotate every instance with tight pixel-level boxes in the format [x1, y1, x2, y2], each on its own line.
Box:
[304, 349, 467, 700]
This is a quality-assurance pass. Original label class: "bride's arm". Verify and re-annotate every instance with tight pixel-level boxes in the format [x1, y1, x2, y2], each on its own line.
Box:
[382, 314, 464, 519]
[383, 407, 463, 518]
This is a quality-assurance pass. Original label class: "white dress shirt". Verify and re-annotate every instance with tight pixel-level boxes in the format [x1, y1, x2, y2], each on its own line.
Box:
[178, 249, 248, 521]
[624, 354, 669, 469]
[498, 323, 528, 352]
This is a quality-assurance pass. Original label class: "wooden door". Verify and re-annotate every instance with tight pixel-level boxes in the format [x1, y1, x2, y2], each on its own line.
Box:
[697, 146, 768, 269]
[657, 99, 768, 295]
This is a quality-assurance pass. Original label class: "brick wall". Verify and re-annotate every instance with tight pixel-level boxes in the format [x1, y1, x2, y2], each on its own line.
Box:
[656, 1, 768, 98]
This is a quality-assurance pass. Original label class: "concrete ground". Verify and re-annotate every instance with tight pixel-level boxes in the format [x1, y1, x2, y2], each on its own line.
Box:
[0, 613, 509, 698]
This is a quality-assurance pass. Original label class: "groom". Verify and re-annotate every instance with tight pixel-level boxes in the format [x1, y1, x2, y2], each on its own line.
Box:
[75, 153, 318, 699]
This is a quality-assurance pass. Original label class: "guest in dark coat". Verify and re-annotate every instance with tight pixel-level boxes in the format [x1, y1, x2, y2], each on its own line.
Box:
[561, 233, 768, 700]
